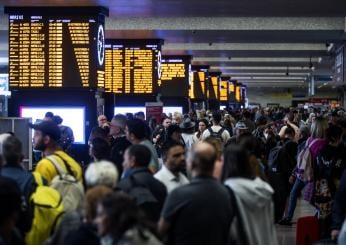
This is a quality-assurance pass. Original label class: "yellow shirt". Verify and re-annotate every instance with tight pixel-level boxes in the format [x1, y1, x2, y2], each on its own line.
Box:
[35, 151, 82, 184]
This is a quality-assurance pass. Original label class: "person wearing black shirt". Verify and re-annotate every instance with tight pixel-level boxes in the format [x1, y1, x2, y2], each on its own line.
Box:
[109, 114, 131, 177]
[118, 145, 167, 223]
[158, 141, 233, 245]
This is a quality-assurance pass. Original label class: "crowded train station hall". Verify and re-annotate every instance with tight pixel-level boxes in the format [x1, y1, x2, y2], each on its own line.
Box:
[0, 1, 346, 244]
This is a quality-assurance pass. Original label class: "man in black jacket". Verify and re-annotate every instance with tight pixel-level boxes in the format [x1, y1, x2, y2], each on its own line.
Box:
[109, 114, 131, 177]
[118, 144, 167, 222]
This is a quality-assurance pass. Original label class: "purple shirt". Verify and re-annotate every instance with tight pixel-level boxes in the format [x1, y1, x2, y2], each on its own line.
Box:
[307, 137, 327, 160]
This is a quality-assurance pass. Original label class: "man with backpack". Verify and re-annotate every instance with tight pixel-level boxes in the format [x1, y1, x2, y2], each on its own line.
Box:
[30, 121, 84, 213]
[0, 134, 65, 245]
[118, 144, 167, 223]
[201, 111, 230, 143]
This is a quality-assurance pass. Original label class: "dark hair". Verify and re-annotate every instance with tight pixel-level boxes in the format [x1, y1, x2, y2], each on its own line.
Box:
[237, 134, 261, 158]
[0, 177, 22, 226]
[52, 115, 63, 125]
[196, 118, 209, 138]
[284, 126, 295, 137]
[167, 124, 181, 138]
[2, 136, 23, 165]
[222, 144, 253, 180]
[326, 124, 343, 143]
[212, 111, 222, 124]
[243, 110, 251, 119]
[191, 143, 217, 174]
[45, 112, 54, 118]
[125, 113, 134, 121]
[126, 119, 147, 140]
[91, 138, 111, 161]
[135, 111, 145, 118]
[100, 192, 140, 243]
[89, 126, 108, 142]
[286, 112, 295, 122]
[161, 140, 184, 162]
[127, 144, 151, 167]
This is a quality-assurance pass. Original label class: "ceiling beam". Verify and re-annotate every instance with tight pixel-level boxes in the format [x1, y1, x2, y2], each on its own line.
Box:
[193, 57, 320, 62]
[163, 43, 327, 51]
[104, 17, 344, 31]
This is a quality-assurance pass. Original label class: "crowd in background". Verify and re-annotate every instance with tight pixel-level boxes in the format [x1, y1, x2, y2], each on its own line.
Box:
[0, 106, 346, 245]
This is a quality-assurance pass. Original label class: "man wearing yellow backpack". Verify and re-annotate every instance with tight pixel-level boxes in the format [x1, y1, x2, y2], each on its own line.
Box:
[30, 120, 84, 213]
[0, 134, 64, 245]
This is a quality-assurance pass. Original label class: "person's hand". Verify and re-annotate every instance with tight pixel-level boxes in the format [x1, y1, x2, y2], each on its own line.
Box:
[331, 229, 340, 240]
[289, 175, 295, 184]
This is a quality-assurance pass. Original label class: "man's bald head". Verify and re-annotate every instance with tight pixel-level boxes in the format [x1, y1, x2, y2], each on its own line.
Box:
[189, 142, 217, 176]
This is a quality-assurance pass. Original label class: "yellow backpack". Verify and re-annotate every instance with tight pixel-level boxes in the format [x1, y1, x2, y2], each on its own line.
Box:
[25, 172, 65, 245]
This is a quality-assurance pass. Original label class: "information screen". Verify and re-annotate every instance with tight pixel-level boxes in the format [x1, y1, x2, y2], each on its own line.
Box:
[229, 81, 236, 102]
[104, 39, 163, 94]
[208, 72, 221, 100]
[20, 106, 86, 144]
[158, 56, 190, 97]
[5, 7, 107, 89]
[220, 77, 229, 102]
[189, 66, 209, 100]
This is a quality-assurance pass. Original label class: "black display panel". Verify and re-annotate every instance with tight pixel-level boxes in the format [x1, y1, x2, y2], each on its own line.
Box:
[208, 72, 221, 100]
[158, 55, 191, 97]
[220, 76, 230, 102]
[189, 66, 209, 100]
[104, 39, 163, 94]
[5, 7, 108, 89]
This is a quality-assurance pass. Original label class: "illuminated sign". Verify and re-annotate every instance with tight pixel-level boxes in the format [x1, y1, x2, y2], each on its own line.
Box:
[104, 39, 163, 94]
[158, 56, 191, 97]
[220, 77, 229, 102]
[5, 7, 108, 89]
[189, 66, 209, 100]
[235, 85, 241, 102]
[209, 72, 221, 100]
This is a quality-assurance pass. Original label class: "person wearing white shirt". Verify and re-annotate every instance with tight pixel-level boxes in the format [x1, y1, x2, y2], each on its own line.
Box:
[154, 141, 189, 192]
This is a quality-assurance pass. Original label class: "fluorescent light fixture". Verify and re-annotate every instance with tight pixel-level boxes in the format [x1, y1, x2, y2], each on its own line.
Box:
[211, 66, 313, 70]
[193, 57, 319, 62]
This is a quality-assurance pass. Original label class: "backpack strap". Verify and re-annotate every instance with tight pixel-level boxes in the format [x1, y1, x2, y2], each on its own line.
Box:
[308, 138, 319, 149]
[47, 155, 66, 176]
[47, 152, 75, 177]
[207, 127, 213, 134]
[32, 172, 44, 186]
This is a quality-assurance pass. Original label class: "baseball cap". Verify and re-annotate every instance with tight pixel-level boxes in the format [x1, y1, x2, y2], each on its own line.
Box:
[29, 121, 61, 141]
[235, 121, 248, 130]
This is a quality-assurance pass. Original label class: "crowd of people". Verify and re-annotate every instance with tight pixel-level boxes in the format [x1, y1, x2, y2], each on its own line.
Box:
[0, 106, 346, 245]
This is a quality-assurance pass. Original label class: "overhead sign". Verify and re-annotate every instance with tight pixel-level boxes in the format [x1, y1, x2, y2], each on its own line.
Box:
[104, 39, 163, 94]
[5, 7, 108, 89]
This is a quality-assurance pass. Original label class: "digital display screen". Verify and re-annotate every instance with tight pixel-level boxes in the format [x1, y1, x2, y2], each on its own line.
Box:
[189, 66, 209, 100]
[229, 81, 236, 102]
[104, 39, 163, 94]
[208, 73, 221, 100]
[114, 106, 182, 118]
[20, 106, 86, 144]
[220, 77, 229, 102]
[5, 7, 107, 89]
[158, 56, 190, 97]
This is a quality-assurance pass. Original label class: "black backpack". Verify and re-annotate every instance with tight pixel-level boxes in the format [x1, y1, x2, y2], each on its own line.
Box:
[268, 142, 294, 174]
[207, 127, 225, 142]
[128, 175, 160, 223]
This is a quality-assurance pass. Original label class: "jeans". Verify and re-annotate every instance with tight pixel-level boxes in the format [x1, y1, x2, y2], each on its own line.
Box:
[286, 178, 306, 221]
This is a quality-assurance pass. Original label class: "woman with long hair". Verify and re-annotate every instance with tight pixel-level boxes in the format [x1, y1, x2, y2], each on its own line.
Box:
[223, 144, 277, 245]
[192, 119, 209, 143]
[279, 116, 328, 225]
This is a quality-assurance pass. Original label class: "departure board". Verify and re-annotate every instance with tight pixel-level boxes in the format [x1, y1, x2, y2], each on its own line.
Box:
[189, 66, 209, 100]
[229, 81, 236, 102]
[5, 7, 108, 89]
[104, 39, 163, 94]
[208, 72, 221, 100]
[158, 56, 191, 97]
[220, 77, 230, 102]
